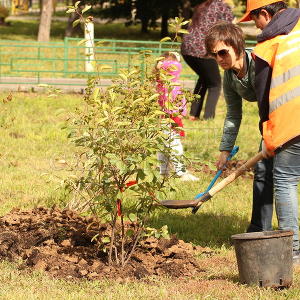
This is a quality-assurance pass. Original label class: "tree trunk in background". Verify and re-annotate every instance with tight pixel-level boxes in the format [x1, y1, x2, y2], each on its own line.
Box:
[160, 13, 169, 37]
[65, 12, 83, 37]
[65, 0, 83, 37]
[141, 17, 149, 33]
[53, 0, 57, 13]
[38, 0, 53, 42]
[39, 0, 42, 14]
[181, 0, 192, 21]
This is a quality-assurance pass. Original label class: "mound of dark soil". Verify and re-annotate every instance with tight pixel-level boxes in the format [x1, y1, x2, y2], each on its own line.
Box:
[0, 207, 207, 280]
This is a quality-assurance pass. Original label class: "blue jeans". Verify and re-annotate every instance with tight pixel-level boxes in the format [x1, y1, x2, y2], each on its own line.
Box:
[247, 141, 274, 232]
[274, 140, 300, 251]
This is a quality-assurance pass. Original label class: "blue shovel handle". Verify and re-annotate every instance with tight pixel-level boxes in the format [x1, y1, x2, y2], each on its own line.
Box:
[194, 146, 239, 200]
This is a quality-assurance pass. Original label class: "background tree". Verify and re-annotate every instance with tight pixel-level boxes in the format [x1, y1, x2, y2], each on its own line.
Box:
[0, 5, 9, 25]
[65, 0, 83, 36]
[97, 0, 183, 36]
[38, 0, 53, 42]
[181, 0, 193, 20]
[135, 0, 157, 34]
[63, 0, 300, 39]
[65, 0, 101, 37]
[158, 0, 182, 37]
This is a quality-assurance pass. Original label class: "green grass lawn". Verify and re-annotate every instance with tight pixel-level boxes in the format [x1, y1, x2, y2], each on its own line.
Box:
[1, 90, 300, 299]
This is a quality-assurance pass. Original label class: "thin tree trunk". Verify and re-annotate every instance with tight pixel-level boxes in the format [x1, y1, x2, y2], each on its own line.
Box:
[160, 13, 169, 37]
[181, 0, 192, 21]
[120, 214, 125, 267]
[38, 0, 53, 42]
[65, 0, 83, 37]
[65, 12, 82, 37]
[53, 0, 57, 13]
[141, 17, 149, 33]
[124, 227, 142, 266]
[39, 0, 43, 15]
[108, 211, 118, 266]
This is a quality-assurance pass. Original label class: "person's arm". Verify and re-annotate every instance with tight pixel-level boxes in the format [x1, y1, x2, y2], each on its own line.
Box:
[220, 72, 243, 151]
[217, 72, 243, 169]
[254, 57, 272, 133]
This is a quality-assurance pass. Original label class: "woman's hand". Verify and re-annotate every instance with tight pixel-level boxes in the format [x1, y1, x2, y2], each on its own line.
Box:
[216, 150, 231, 170]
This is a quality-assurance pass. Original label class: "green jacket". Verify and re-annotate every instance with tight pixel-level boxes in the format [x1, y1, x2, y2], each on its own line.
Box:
[220, 49, 256, 151]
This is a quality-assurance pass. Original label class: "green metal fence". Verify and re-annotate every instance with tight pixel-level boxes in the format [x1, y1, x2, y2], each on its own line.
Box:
[0, 37, 256, 87]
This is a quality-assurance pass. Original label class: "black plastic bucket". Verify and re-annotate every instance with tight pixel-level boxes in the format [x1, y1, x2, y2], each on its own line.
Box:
[231, 230, 293, 288]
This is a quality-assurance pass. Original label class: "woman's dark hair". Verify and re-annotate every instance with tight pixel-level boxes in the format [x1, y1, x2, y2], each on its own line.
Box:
[205, 22, 245, 58]
[250, 1, 287, 18]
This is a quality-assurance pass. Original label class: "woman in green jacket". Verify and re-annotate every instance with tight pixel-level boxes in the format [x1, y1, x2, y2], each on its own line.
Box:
[204, 22, 273, 232]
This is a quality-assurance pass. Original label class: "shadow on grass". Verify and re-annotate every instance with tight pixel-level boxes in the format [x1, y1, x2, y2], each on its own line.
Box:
[207, 273, 240, 283]
[0, 21, 38, 39]
[149, 209, 250, 249]
[0, 20, 161, 41]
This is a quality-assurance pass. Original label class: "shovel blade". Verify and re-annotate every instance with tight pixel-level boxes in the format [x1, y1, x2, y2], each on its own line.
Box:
[159, 199, 198, 209]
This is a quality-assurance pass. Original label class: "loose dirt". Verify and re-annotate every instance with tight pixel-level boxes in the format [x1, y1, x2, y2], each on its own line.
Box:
[0, 207, 210, 280]
[193, 160, 254, 179]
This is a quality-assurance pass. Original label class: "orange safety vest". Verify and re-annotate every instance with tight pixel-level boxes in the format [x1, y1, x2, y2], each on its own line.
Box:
[253, 20, 300, 151]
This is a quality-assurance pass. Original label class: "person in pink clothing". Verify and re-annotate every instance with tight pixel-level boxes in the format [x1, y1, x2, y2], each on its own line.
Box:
[155, 52, 199, 181]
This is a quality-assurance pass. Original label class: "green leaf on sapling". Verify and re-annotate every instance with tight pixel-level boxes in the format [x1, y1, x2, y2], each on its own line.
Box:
[126, 229, 134, 237]
[72, 19, 81, 27]
[128, 213, 137, 222]
[81, 5, 91, 14]
[160, 37, 172, 43]
[178, 29, 189, 34]
[101, 236, 110, 244]
[66, 8, 75, 13]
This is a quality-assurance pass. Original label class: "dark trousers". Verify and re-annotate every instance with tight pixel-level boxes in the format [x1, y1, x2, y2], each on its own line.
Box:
[247, 141, 274, 232]
[182, 55, 221, 119]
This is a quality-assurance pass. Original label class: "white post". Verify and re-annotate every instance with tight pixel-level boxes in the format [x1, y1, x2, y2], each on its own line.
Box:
[85, 22, 95, 72]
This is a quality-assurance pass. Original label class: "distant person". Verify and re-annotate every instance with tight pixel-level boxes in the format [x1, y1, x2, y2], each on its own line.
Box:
[239, 0, 300, 263]
[181, 0, 234, 120]
[155, 51, 199, 181]
[205, 22, 273, 233]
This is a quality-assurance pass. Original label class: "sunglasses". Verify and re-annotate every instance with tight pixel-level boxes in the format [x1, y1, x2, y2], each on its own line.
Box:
[209, 49, 230, 58]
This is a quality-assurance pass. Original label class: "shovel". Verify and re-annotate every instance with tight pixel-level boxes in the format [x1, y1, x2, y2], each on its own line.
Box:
[160, 151, 263, 213]
[194, 146, 239, 200]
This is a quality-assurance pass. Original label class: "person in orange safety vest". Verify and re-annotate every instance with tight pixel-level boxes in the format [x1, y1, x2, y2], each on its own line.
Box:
[239, 0, 300, 265]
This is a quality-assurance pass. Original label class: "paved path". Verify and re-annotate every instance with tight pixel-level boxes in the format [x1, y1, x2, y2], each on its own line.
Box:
[0, 77, 112, 93]
[0, 76, 196, 93]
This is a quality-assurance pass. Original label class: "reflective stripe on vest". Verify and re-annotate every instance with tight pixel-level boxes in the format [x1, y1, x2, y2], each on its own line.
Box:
[269, 85, 300, 113]
[253, 20, 300, 151]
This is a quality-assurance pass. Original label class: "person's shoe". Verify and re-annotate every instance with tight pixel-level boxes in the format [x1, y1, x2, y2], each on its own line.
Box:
[179, 172, 199, 181]
[293, 250, 300, 266]
[189, 116, 198, 121]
